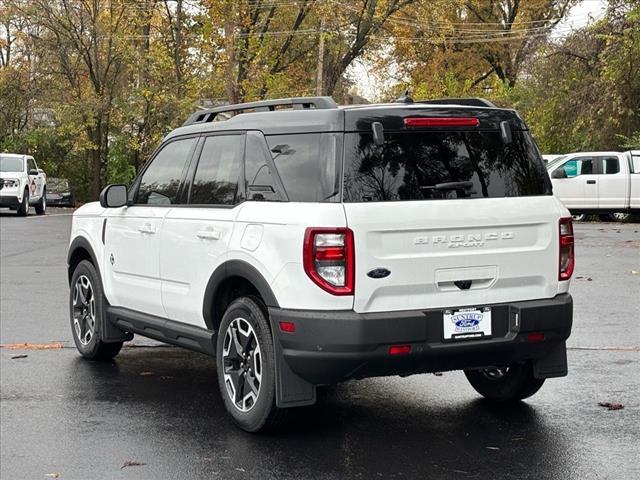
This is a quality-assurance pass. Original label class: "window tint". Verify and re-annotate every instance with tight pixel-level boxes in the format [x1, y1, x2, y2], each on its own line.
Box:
[344, 130, 551, 202]
[632, 155, 640, 174]
[190, 135, 242, 205]
[245, 132, 281, 201]
[602, 156, 620, 174]
[265, 133, 340, 202]
[558, 157, 593, 178]
[27, 158, 36, 172]
[136, 137, 196, 205]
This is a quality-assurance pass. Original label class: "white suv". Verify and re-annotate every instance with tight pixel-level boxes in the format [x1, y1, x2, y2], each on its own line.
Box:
[0, 153, 47, 216]
[67, 97, 574, 432]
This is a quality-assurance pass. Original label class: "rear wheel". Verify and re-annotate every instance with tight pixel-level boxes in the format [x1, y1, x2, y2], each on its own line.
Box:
[35, 188, 46, 215]
[216, 296, 288, 432]
[464, 362, 545, 403]
[69, 260, 123, 360]
[16, 189, 29, 216]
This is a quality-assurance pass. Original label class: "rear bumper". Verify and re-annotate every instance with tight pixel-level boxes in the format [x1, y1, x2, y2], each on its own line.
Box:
[269, 294, 572, 386]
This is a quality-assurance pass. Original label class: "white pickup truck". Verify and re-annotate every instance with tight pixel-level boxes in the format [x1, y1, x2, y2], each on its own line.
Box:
[548, 151, 640, 219]
[0, 153, 47, 216]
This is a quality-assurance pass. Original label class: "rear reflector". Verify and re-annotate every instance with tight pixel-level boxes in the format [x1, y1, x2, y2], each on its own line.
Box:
[279, 321, 296, 333]
[389, 345, 411, 355]
[558, 217, 575, 281]
[527, 332, 545, 343]
[404, 117, 480, 128]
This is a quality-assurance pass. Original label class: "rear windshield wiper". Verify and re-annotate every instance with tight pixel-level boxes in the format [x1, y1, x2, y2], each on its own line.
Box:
[419, 181, 474, 191]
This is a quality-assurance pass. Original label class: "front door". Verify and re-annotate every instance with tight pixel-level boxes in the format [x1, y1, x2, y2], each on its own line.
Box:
[103, 136, 197, 317]
[26, 157, 43, 200]
[160, 133, 244, 327]
[551, 156, 596, 209]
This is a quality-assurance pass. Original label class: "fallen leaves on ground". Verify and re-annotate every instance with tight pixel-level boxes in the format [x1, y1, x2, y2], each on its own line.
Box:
[598, 402, 624, 411]
[632, 270, 639, 275]
[44, 473, 60, 478]
[120, 461, 146, 469]
[1, 343, 64, 350]
[10, 354, 28, 359]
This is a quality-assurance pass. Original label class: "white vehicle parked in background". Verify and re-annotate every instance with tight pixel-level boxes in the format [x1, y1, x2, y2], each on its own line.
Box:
[548, 151, 640, 220]
[0, 153, 47, 216]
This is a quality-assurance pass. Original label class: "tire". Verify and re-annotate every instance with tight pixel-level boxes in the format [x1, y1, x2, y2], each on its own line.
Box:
[35, 187, 46, 215]
[16, 188, 29, 216]
[611, 212, 634, 223]
[464, 362, 545, 403]
[69, 260, 123, 360]
[216, 296, 288, 432]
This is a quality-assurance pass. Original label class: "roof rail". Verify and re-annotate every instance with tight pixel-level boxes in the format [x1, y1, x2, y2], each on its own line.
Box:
[417, 98, 497, 108]
[183, 96, 338, 126]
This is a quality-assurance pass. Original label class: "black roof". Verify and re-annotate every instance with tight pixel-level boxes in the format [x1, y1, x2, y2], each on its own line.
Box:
[165, 96, 526, 140]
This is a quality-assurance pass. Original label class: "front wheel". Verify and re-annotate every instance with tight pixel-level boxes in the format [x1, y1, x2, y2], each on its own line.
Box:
[16, 189, 29, 216]
[69, 260, 123, 360]
[464, 362, 545, 403]
[216, 296, 288, 432]
[35, 187, 46, 215]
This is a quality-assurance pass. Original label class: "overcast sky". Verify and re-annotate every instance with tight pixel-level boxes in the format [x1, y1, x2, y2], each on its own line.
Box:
[351, 0, 609, 101]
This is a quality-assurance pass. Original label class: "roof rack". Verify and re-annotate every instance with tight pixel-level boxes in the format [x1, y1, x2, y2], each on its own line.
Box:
[416, 98, 497, 108]
[183, 96, 338, 126]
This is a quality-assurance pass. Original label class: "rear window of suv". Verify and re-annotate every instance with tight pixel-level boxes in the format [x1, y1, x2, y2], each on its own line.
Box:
[343, 130, 551, 202]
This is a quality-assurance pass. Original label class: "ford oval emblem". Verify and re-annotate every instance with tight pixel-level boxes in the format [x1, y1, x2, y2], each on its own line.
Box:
[367, 268, 391, 279]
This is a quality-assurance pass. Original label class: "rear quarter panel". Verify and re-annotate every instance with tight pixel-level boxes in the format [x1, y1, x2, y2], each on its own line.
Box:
[231, 202, 352, 310]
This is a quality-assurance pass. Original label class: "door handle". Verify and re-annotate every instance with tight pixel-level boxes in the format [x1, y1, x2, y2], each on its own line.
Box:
[197, 229, 221, 240]
[138, 223, 156, 234]
[587, 180, 596, 184]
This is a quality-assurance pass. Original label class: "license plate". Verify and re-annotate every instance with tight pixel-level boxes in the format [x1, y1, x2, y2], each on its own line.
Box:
[443, 307, 492, 340]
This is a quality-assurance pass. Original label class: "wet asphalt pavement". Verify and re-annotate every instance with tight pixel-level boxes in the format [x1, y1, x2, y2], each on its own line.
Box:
[1, 209, 639, 480]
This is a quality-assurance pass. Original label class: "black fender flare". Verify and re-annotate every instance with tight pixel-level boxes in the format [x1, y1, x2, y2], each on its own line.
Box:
[67, 236, 101, 285]
[202, 260, 279, 331]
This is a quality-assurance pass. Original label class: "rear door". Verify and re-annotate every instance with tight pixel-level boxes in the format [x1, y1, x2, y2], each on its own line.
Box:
[596, 155, 628, 209]
[342, 124, 562, 314]
[160, 133, 244, 327]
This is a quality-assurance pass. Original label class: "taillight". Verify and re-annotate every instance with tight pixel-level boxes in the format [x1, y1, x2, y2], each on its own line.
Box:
[559, 217, 574, 281]
[404, 117, 480, 128]
[303, 228, 354, 295]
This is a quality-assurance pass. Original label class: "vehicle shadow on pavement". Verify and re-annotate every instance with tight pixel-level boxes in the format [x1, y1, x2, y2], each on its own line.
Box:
[68, 347, 571, 479]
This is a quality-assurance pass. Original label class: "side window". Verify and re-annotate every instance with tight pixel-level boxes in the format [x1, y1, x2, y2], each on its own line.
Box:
[245, 132, 281, 201]
[27, 158, 36, 172]
[190, 135, 242, 205]
[135, 137, 196, 205]
[633, 155, 640, 174]
[601, 156, 620, 175]
[559, 157, 593, 178]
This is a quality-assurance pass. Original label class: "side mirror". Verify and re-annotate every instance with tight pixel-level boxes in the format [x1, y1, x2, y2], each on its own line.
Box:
[551, 168, 567, 179]
[28, 169, 39, 175]
[99, 184, 128, 208]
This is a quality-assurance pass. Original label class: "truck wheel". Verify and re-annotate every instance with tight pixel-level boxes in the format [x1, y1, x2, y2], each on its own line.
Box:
[16, 189, 29, 216]
[69, 260, 123, 360]
[216, 296, 288, 432]
[464, 362, 545, 403]
[35, 187, 46, 215]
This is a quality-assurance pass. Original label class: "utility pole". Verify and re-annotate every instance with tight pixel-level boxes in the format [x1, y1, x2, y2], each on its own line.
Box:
[316, 14, 325, 96]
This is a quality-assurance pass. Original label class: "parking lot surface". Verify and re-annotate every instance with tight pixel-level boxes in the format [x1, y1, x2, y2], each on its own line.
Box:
[1, 210, 639, 479]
